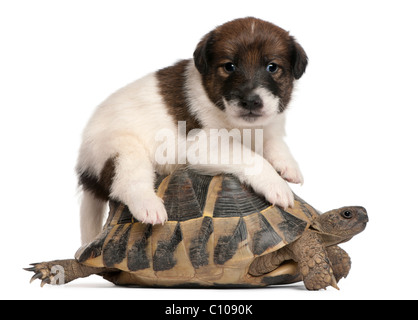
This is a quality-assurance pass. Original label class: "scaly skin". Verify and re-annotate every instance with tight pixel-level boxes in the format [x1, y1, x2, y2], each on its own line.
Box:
[248, 249, 290, 277]
[249, 206, 367, 290]
[326, 246, 351, 282]
[248, 231, 344, 290]
[25, 259, 109, 286]
[26, 205, 366, 289]
[285, 230, 339, 290]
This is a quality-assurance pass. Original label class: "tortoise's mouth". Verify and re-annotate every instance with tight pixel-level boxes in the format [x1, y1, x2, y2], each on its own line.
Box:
[338, 236, 353, 244]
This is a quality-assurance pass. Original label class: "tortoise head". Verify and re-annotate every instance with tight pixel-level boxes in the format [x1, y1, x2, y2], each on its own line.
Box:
[310, 206, 368, 246]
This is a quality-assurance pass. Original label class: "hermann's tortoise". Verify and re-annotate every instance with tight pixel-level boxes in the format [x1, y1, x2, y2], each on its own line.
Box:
[26, 168, 368, 290]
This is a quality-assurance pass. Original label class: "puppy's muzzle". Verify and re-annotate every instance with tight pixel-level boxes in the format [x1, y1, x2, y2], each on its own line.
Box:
[239, 93, 263, 112]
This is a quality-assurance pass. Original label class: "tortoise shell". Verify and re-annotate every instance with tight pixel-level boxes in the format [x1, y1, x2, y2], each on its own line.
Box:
[75, 168, 320, 287]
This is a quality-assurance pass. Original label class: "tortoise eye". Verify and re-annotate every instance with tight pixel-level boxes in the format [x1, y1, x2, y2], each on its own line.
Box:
[341, 210, 353, 219]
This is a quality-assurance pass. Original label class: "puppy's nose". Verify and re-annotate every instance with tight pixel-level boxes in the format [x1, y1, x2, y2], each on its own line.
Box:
[239, 94, 263, 111]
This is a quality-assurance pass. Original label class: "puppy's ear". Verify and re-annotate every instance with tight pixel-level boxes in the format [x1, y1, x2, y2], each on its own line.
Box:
[193, 31, 215, 75]
[290, 38, 308, 79]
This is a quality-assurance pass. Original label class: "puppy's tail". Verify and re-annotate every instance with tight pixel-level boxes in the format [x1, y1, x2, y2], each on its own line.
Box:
[80, 191, 106, 245]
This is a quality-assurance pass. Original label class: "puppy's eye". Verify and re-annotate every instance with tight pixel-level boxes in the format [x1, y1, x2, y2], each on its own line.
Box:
[224, 62, 236, 73]
[266, 63, 279, 74]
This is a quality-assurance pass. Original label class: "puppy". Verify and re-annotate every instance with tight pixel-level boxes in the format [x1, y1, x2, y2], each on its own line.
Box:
[77, 17, 308, 244]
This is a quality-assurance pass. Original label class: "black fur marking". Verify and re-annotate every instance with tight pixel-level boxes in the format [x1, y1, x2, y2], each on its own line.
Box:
[214, 218, 247, 265]
[78, 157, 116, 201]
[153, 223, 183, 271]
[127, 225, 153, 271]
[251, 214, 283, 255]
[189, 217, 214, 268]
[290, 38, 308, 80]
[103, 224, 132, 267]
[78, 170, 107, 200]
[193, 31, 215, 76]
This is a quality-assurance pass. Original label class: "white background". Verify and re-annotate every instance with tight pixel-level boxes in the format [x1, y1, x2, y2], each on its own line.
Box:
[1, 0, 417, 300]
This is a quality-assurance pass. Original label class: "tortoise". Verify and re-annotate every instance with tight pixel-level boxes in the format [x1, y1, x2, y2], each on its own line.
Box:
[26, 168, 368, 290]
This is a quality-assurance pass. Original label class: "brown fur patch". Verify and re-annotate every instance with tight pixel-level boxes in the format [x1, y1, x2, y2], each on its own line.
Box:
[156, 60, 202, 134]
[193, 17, 308, 112]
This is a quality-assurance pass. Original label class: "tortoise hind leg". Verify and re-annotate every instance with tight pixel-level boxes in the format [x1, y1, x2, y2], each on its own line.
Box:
[25, 259, 107, 286]
[256, 260, 302, 286]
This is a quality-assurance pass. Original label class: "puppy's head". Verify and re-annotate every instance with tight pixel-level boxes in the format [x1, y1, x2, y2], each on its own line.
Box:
[194, 17, 308, 126]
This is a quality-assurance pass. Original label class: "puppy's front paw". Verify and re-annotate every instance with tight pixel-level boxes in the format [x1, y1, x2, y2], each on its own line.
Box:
[128, 193, 168, 225]
[271, 159, 304, 185]
[250, 174, 294, 209]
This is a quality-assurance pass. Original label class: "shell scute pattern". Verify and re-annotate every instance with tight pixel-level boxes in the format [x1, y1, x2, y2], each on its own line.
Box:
[249, 213, 283, 255]
[28, 168, 367, 289]
[153, 223, 183, 271]
[76, 169, 319, 285]
[127, 224, 152, 271]
[103, 224, 132, 268]
[213, 217, 247, 265]
[189, 216, 213, 269]
[212, 175, 271, 218]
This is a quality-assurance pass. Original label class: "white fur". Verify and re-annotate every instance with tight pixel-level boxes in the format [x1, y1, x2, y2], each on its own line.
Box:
[78, 73, 176, 243]
[251, 21, 256, 34]
[80, 191, 106, 244]
[184, 61, 300, 207]
[78, 60, 302, 244]
[263, 117, 304, 185]
[222, 87, 281, 127]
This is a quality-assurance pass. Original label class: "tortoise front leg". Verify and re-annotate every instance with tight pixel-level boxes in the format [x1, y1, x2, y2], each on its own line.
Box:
[287, 230, 339, 290]
[25, 259, 108, 286]
[326, 245, 351, 283]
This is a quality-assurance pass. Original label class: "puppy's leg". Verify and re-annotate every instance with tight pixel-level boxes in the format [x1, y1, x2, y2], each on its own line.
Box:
[263, 116, 303, 185]
[80, 191, 107, 245]
[190, 138, 294, 209]
[110, 136, 167, 225]
[264, 138, 304, 185]
[236, 155, 295, 209]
